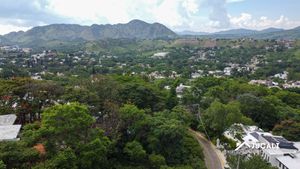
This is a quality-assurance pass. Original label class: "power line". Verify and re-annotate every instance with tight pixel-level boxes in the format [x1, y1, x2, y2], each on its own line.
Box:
[194, 103, 211, 141]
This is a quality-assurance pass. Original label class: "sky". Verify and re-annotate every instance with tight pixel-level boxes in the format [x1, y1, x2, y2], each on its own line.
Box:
[0, 0, 300, 35]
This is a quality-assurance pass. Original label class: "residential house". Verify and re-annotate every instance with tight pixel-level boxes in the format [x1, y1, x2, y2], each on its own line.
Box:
[0, 114, 21, 141]
[224, 124, 300, 169]
[176, 83, 191, 98]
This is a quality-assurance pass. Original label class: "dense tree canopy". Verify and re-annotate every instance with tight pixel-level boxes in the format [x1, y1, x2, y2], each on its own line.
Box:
[273, 120, 300, 141]
[227, 155, 277, 169]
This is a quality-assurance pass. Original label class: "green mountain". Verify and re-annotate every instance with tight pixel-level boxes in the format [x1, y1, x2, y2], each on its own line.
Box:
[1, 20, 176, 47]
[180, 27, 300, 39]
[210, 27, 300, 39]
[214, 28, 257, 35]
[253, 26, 300, 39]
[177, 30, 209, 36]
[259, 27, 284, 33]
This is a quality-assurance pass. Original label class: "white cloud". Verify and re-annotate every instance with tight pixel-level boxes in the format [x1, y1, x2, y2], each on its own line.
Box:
[229, 13, 252, 27]
[0, 24, 31, 35]
[226, 0, 245, 3]
[151, 0, 182, 27]
[0, 0, 245, 34]
[229, 13, 300, 30]
[182, 0, 199, 15]
[46, 0, 132, 24]
[207, 0, 231, 28]
[45, 0, 205, 30]
[46, 0, 203, 27]
[0, 17, 47, 35]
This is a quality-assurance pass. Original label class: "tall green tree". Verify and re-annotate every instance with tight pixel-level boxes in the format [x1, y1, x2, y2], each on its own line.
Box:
[35, 103, 111, 169]
[123, 141, 147, 162]
[0, 141, 39, 169]
[238, 94, 280, 130]
[203, 100, 251, 137]
[227, 155, 277, 169]
[40, 102, 95, 152]
[33, 148, 77, 169]
[0, 161, 5, 169]
[273, 120, 300, 141]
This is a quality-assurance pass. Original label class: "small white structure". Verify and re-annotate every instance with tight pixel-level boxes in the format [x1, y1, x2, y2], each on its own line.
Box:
[149, 71, 165, 79]
[191, 72, 202, 79]
[31, 75, 42, 80]
[224, 67, 232, 76]
[283, 81, 300, 89]
[164, 86, 171, 90]
[0, 125, 21, 141]
[0, 114, 17, 125]
[274, 71, 288, 80]
[176, 83, 191, 98]
[151, 52, 169, 59]
[249, 80, 279, 88]
[0, 114, 21, 141]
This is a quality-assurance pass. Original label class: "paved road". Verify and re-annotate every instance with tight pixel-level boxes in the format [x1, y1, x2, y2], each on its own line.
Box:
[190, 129, 224, 169]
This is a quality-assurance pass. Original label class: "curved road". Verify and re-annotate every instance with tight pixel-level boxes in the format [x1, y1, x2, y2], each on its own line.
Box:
[190, 129, 225, 169]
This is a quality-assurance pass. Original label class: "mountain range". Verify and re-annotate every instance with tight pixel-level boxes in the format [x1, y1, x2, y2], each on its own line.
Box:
[1, 19, 300, 48]
[178, 27, 300, 39]
[177, 27, 285, 36]
[0, 20, 176, 47]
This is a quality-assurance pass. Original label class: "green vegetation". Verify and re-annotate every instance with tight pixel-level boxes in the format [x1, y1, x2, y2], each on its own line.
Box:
[0, 76, 205, 169]
[273, 120, 300, 141]
[203, 100, 252, 136]
[1, 37, 300, 168]
[1, 74, 299, 168]
[227, 155, 277, 169]
[183, 77, 300, 138]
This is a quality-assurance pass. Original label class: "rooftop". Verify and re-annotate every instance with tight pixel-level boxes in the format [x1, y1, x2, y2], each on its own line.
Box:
[276, 153, 300, 169]
[263, 146, 298, 155]
[261, 135, 298, 150]
[250, 132, 259, 140]
[0, 125, 21, 141]
[0, 114, 17, 125]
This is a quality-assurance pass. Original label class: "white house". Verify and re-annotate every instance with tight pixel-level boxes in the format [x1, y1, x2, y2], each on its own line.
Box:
[274, 71, 288, 80]
[260, 135, 300, 169]
[226, 123, 300, 169]
[224, 67, 232, 76]
[276, 152, 300, 169]
[0, 114, 21, 141]
[176, 83, 191, 98]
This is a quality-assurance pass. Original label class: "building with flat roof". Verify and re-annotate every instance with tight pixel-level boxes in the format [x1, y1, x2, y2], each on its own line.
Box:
[276, 152, 300, 169]
[225, 123, 300, 169]
[0, 114, 17, 125]
[243, 131, 300, 169]
[0, 125, 21, 141]
[0, 114, 21, 141]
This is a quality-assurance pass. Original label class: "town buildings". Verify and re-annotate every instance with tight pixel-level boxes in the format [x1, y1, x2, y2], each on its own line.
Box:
[224, 124, 300, 169]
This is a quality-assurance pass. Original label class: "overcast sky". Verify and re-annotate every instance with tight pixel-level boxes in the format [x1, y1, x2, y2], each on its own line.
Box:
[0, 0, 300, 35]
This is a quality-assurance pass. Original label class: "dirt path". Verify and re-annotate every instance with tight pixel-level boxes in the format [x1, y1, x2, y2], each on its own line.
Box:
[190, 129, 225, 169]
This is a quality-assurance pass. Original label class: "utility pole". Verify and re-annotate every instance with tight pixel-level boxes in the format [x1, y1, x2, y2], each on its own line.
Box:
[236, 154, 240, 169]
[194, 104, 211, 141]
